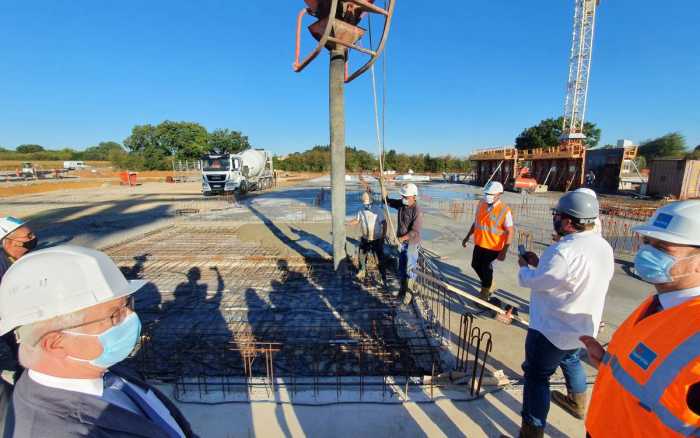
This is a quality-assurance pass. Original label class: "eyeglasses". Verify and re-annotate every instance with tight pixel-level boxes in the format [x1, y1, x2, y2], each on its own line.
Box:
[31, 296, 135, 346]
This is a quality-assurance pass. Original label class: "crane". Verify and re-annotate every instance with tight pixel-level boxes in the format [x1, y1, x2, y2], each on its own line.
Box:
[561, 0, 600, 146]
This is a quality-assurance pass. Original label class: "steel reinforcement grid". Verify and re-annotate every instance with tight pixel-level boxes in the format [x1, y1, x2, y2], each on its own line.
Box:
[108, 224, 447, 399]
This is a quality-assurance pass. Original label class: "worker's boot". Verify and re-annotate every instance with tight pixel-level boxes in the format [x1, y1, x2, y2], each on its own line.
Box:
[479, 287, 491, 301]
[518, 421, 544, 438]
[551, 389, 587, 420]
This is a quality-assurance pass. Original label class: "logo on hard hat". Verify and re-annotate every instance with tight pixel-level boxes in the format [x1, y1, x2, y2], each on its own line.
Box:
[652, 213, 673, 229]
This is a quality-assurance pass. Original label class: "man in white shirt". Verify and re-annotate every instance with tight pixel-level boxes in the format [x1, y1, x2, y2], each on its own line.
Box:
[348, 192, 387, 284]
[516, 191, 614, 438]
[0, 246, 196, 437]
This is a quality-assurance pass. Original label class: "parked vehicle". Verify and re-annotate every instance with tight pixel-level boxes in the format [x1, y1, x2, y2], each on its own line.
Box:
[63, 161, 87, 170]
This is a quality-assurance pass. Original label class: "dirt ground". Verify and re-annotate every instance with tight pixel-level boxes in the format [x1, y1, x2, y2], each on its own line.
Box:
[0, 171, 321, 199]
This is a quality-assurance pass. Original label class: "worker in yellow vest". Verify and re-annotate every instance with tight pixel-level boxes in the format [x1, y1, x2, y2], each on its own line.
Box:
[462, 181, 514, 300]
[581, 200, 700, 437]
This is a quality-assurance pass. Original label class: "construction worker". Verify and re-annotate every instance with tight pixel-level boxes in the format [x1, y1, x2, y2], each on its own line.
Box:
[0, 216, 37, 431]
[0, 216, 37, 281]
[585, 170, 596, 188]
[516, 191, 614, 438]
[347, 192, 387, 284]
[462, 181, 514, 300]
[582, 200, 700, 437]
[383, 183, 422, 303]
[0, 245, 197, 437]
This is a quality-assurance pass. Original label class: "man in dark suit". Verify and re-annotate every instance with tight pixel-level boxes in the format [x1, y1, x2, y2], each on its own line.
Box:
[0, 245, 197, 437]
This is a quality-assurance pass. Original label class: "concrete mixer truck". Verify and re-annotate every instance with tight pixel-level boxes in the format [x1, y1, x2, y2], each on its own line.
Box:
[200, 149, 274, 196]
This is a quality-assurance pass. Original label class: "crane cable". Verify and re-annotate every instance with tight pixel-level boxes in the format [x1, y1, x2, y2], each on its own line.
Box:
[368, 5, 398, 248]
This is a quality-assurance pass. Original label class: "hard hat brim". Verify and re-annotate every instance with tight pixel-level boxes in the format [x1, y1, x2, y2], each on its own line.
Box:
[0, 278, 147, 336]
[632, 225, 699, 246]
[0, 219, 26, 241]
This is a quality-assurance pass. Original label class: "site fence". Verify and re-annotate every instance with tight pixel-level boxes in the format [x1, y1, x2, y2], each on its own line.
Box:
[417, 195, 649, 258]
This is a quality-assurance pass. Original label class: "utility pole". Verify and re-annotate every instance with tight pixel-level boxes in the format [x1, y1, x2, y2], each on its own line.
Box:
[293, 0, 396, 270]
[329, 46, 346, 270]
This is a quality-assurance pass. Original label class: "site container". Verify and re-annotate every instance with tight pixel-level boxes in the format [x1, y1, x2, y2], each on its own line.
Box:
[648, 159, 700, 200]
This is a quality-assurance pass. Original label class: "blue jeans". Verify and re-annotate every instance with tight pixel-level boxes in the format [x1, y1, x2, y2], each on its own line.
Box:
[522, 329, 586, 428]
[398, 242, 419, 281]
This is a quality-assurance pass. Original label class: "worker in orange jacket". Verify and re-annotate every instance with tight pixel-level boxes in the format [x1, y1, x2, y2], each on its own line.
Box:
[581, 200, 700, 437]
[462, 181, 514, 300]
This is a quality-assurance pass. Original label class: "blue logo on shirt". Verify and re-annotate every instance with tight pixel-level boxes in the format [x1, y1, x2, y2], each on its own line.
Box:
[629, 342, 657, 370]
[653, 213, 673, 229]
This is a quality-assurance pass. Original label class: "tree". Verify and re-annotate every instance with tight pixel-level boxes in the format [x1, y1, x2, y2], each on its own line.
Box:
[207, 129, 250, 154]
[83, 141, 125, 161]
[515, 117, 601, 150]
[16, 144, 45, 153]
[639, 132, 687, 160]
[155, 121, 208, 160]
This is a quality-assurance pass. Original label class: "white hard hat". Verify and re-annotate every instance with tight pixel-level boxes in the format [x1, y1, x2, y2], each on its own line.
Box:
[574, 188, 597, 199]
[0, 245, 146, 335]
[484, 181, 504, 195]
[400, 183, 418, 197]
[0, 216, 25, 241]
[632, 200, 700, 246]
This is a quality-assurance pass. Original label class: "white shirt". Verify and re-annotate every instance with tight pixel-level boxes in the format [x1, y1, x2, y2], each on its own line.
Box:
[356, 205, 385, 241]
[658, 285, 700, 310]
[518, 230, 615, 350]
[28, 370, 185, 437]
[593, 217, 602, 235]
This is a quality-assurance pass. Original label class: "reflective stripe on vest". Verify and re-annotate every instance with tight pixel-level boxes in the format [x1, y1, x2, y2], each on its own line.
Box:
[476, 204, 509, 236]
[601, 332, 700, 435]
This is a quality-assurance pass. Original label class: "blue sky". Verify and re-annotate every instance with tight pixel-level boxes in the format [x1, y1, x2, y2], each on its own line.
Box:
[0, 1, 698, 156]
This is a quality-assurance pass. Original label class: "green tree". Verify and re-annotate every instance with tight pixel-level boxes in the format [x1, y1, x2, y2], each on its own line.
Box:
[156, 121, 208, 160]
[83, 141, 125, 160]
[16, 144, 45, 153]
[207, 129, 250, 154]
[515, 117, 601, 150]
[639, 132, 687, 160]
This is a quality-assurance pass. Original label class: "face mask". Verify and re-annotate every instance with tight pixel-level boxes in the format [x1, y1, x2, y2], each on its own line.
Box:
[484, 195, 495, 204]
[634, 244, 700, 284]
[401, 198, 409, 206]
[363, 203, 371, 210]
[64, 313, 141, 368]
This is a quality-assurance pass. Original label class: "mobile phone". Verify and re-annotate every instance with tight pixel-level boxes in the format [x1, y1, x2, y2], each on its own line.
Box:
[518, 244, 526, 256]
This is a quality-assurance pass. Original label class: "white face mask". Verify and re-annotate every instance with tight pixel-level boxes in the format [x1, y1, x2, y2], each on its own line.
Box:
[484, 194, 496, 204]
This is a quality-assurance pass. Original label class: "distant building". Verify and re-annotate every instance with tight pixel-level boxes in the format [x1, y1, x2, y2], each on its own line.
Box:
[648, 159, 700, 200]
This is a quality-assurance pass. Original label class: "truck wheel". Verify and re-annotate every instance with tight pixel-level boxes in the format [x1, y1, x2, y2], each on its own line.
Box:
[240, 181, 248, 194]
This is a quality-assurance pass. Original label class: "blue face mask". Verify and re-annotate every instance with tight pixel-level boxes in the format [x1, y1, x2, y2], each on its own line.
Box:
[364, 203, 371, 210]
[634, 244, 677, 284]
[65, 313, 141, 368]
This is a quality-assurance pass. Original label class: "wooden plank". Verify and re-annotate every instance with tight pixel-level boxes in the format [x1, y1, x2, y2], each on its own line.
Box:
[415, 271, 530, 326]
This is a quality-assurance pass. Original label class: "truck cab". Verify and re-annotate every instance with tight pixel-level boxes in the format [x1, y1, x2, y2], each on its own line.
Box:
[201, 154, 243, 195]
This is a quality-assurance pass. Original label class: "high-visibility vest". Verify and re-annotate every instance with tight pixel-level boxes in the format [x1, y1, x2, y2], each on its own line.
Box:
[586, 295, 700, 437]
[473, 200, 512, 251]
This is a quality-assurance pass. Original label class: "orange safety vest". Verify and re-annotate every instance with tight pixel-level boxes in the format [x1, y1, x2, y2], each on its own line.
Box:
[586, 295, 700, 437]
[473, 200, 512, 251]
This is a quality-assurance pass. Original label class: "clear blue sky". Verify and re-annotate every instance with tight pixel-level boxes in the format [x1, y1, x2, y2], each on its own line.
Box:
[1, 1, 698, 156]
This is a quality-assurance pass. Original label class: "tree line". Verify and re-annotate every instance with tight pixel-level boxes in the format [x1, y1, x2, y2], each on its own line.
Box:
[274, 145, 472, 173]
[3, 119, 697, 172]
[0, 121, 250, 170]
